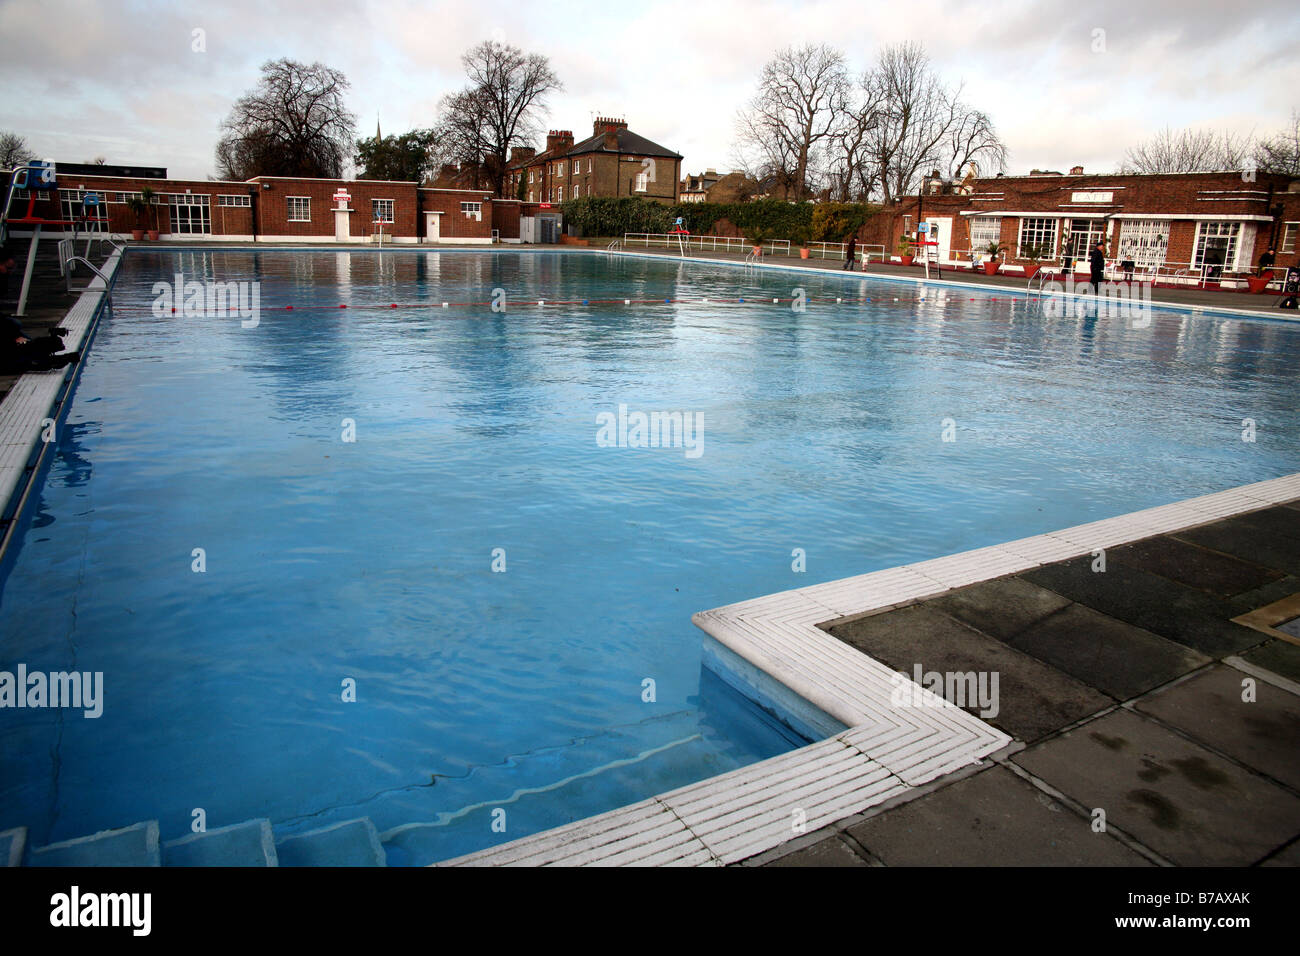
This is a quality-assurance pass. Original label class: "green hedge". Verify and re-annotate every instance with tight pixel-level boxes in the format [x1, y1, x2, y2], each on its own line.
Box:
[559, 196, 880, 242]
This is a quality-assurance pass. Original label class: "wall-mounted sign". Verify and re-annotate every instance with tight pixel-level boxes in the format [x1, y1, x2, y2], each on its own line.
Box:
[1071, 191, 1114, 203]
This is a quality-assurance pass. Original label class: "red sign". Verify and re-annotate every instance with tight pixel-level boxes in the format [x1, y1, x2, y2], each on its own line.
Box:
[539, 203, 551, 209]
[333, 190, 351, 202]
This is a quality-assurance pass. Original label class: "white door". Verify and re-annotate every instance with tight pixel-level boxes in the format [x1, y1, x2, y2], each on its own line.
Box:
[334, 208, 350, 241]
[924, 217, 952, 261]
[425, 211, 441, 242]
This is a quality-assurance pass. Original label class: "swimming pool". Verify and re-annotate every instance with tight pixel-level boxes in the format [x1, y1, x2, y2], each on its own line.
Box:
[2, 248, 1298, 865]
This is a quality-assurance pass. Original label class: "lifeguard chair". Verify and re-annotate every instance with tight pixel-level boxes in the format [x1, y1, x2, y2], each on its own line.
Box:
[668, 215, 691, 256]
[1, 161, 112, 316]
[916, 222, 942, 279]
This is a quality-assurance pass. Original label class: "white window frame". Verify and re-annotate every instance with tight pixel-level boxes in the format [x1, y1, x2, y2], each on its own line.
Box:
[461, 201, 482, 221]
[287, 196, 311, 222]
[58, 188, 109, 232]
[165, 192, 212, 235]
[634, 168, 650, 192]
[1062, 219, 1106, 263]
[371, 198, 394, 223]
[1016, 217, 1059, 259]
[217, 194, 251, 207]
[1281, 222, 1298, 254]
[1192, 221, 1241, 271]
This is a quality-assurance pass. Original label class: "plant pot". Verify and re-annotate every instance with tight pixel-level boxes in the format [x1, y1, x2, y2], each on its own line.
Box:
[1022, 263, 1040, 279]
[799, 247, 810, 259]
[147, 230, 159, 241]
[1247, 274, 1273, 294]
[131, 229, 144, 240]
[752, 246, 763, 256]
[899, 255, 914, 267]
[982, 261, 1000, 276]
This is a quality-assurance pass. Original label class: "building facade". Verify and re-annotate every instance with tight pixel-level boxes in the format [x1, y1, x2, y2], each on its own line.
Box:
[508, 118, 682, 205]
[5, 165, 536, 243]
[864, 168, 1300, 276]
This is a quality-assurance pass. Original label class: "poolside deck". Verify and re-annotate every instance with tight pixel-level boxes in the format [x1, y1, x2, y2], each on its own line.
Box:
[755, 500, 1300, 867]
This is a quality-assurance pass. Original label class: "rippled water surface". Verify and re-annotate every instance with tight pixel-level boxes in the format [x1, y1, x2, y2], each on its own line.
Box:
[1, 249, 1297, 863]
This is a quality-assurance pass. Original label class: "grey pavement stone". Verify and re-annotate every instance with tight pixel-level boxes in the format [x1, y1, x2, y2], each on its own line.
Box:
[1239, 639, 1300, 684]
[925, 577, 1072, 642]
[1006, 603, 1209, 700]
[1013, 709, 1300, 865]
[844, 766, 1151, 866]
[1109, 536, 1281, 599]
[830, 604, 1111, 742]
[765, 835, 872, 867]
[1134, 664, 1300, 791]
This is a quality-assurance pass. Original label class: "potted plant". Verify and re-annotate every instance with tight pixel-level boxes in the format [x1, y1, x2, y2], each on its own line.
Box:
[982, 241, 1003, 275]
[140, 186, 160, 240]
[126, 195, 148, 240]
[1247, 270, 1275, 294]
[749, 226, 768, 257]
[1021, 241, 1047, 279]
[897, 234, 915, 266]
[793, 226, 811, 259]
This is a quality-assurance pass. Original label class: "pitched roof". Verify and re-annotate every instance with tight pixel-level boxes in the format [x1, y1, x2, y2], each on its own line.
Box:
[566, 127, 681, 159]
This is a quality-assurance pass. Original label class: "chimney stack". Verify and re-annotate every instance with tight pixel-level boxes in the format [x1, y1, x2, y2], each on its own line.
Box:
[1069, 165, 1084, 175]
[545, 130, 574, 153]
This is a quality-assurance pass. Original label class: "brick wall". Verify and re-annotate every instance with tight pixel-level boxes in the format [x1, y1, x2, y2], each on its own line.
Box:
[417, 189, 495, 240]
[251, 178, 419, 238]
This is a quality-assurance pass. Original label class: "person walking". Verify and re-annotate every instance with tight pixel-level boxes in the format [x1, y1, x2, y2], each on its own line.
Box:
[844, 235, 857, 271]
[1089, 240, 1106, 293]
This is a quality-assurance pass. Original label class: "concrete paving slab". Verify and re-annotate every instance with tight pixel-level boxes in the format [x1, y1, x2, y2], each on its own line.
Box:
[829, 604, 1112, 742]
[1239, 640, 1300, 684]
[1134, 664, 1300, 791]
[1109, 536, 1282, 599]
[1006, 603, 1209, 700]
[1228, 575, 1300, 615]
[1013, 709, 1300, 865]
[1175, 510, 1300, 577]
[844, 765, 1150, 866]
[764, 835, 872, 867]
[924, 577, 1072, 642]
[1261, 840, 1300, 866]
[1022, 557, 1264, 658]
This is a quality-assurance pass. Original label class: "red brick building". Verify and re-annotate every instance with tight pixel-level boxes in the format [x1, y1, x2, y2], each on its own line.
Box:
[5, 165, 516, 243]
[508, 118, 682, 205]
[864, 168, 1300, 279]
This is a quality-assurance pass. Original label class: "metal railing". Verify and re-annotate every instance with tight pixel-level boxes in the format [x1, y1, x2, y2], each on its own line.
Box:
[623, 233, 791, 258]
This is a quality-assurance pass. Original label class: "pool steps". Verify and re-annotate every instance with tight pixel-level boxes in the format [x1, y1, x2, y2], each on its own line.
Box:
[9, 817, 387, 867]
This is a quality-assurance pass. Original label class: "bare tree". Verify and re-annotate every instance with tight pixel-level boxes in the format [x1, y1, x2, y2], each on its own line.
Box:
[1120, 126, 1255, 174]
[945, 108, 1008, 180]
[1254, 110, 1300, 177]
[0, 131, 34, 169]
[825, 71, 885, 202]
[734, 45, 850, 200]
[432, 86, 496, 189]
[215, 59, 356, 180]
[443, 40, 561, 197]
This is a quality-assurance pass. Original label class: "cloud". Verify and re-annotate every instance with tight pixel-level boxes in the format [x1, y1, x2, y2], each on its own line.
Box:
[0, 0, 1295, 180]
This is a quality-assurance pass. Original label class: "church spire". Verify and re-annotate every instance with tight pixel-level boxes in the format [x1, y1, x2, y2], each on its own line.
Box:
[376, 114, 382, 141]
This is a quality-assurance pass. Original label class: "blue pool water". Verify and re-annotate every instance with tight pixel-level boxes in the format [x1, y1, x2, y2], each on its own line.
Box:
[1, 249, 1298, 864]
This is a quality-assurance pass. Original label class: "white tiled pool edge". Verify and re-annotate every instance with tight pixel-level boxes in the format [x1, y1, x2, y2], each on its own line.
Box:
[0, 251, 121, 555]
[442, 473, 1300, 866]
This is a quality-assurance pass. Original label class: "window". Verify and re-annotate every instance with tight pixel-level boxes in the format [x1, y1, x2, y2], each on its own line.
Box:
[58, 189, 109, 232]
[1193, 221, 1241, 271]
[1282, 222, 1298, 254]
[1016, 217, 1058, 258]
[166, 193, 211, 235]
[556, 161, 565, 176]
[634, 169, 649, 192]
[1116, 219, 1170, 270]
[287, 196, 311, 222]
[968, 216, 999, 253]
[113, 191, 143, 204]
[217, 194, 251, 207]
[557, 187, 564, 202]
[461, 201, 482, 221]
[372, 198, 394, 223]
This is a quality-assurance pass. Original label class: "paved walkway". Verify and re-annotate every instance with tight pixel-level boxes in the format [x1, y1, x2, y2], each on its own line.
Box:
[752, 500, 1300, 866]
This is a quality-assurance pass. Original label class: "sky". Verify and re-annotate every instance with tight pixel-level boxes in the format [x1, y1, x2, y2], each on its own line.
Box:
[0, 0, 1297, 182]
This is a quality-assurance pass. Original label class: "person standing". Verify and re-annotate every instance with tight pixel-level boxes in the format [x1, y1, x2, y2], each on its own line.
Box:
[844, 235, 857, 271]
[1089, 240, 1106, 293]
[1258, 246, 1276, 275]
